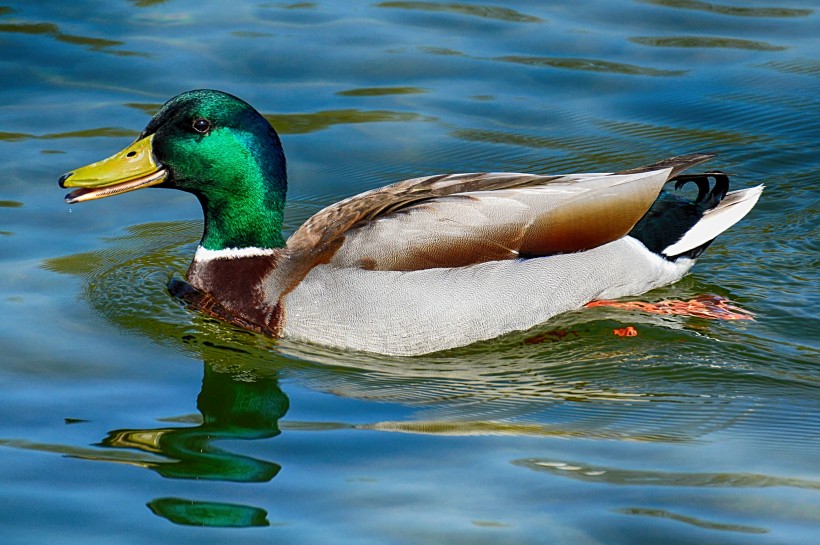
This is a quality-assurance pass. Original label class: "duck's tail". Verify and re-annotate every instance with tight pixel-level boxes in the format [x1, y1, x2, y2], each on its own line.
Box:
[628, 170, 763, 261]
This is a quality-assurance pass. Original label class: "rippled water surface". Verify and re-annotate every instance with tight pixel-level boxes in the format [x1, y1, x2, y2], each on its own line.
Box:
[1, 1, 818, 543]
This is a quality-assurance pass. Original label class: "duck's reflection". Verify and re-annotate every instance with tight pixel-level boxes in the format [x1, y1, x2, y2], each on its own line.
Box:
[67, 356, 288, 527]
[99, 361, 288, 483]
[147, 496, 272, 528]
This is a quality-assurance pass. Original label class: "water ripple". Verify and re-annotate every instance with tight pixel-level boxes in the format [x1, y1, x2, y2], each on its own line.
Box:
[336, 86, 429, 97]
[495, 55, 686, 76]
[375, 1, 544, 23]
[264, 109, 436, 134]
[614, 508, 768, 534]
[640, 0, 813, 18]
[0, 20, 147, 57]
[630, 35, 787, 51]
[599, 119, 769, 148]
[760, 58, 820, 77]
[0, 127, 138, 142]
[514, 458, 820, 489]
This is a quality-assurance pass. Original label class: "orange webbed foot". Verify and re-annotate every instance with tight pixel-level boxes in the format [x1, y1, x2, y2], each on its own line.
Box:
[585, 295, 754, 321]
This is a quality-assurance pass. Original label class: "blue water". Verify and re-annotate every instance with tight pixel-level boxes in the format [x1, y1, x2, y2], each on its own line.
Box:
[1, 1, 818, 543]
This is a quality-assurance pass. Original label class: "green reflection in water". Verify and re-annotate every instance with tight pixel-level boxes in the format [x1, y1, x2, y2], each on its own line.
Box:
[129, 0, 171, 6]
[420, 46, 465, 56]
[263, 109, 434, 134]
[495, 56, 686, 76]
[0, 200, 23, 208]
[259, 2, 318, 8]
[148, 497, 270, 528]
[471, 519, 511, 528]
[630, 36, 788, 51]
[0, 127, 138, 142]
[375, 1, 544, 23]
[97, 360, 288, 482]
[0, 131, 32, 142]
[615, 507, 767, 534]
[640, 0, 813, 18]
[0, 21, 146, 57]
[41, 127, 139, 139]
[337, 86, 428, 97]
[231, 30, 274, 38]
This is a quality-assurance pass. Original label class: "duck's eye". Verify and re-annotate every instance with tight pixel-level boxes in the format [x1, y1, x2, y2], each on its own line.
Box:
[192, 118, 211, 134]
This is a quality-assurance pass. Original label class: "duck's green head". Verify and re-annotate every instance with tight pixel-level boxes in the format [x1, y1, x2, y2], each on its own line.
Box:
[60, 89, 288, 250]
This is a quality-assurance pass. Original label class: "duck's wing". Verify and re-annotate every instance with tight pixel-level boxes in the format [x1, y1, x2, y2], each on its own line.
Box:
[286, 171, 557, 256]
[284, 154, 715, 274]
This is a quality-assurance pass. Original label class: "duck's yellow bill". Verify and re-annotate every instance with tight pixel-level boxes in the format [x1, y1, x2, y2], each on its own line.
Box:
[59, 134, 167, 204]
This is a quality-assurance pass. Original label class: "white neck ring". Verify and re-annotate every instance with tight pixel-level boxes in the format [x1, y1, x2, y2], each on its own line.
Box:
[193, 245, 279, 261]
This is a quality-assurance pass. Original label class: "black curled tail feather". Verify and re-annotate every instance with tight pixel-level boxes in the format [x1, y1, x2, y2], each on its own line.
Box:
[629, 171, 732, 261]
[673, 171, 729, 206]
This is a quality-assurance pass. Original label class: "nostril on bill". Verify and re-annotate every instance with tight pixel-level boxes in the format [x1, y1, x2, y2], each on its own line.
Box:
[58, 172, 74, 187]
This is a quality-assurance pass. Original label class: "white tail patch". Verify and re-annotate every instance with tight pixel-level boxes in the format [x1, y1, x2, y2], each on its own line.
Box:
[662, 185, 764, 257]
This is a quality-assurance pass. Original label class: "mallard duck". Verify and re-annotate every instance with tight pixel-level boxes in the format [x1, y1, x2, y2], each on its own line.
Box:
[59, 90, 762, 356]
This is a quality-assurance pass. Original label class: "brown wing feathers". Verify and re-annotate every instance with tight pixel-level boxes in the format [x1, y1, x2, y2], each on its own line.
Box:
[287, 172, 555, 251]
[282, 154, 713, 275]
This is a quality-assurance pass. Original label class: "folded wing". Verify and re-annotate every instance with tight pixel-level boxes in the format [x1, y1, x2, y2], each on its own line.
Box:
[285, 154, 715, 274]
